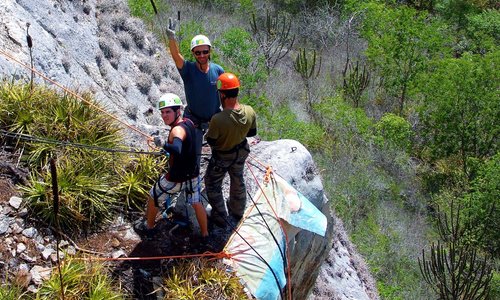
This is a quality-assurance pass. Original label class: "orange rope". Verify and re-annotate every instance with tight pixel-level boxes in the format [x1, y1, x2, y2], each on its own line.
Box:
[0, 49, 152, 140]
[81, 250, 226, 262]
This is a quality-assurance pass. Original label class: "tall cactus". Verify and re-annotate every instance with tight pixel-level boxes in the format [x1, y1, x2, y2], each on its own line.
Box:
[294, 48, 321, 112]
[418, 201, 493, 299]
[342, 60, 370, 108]
[250, 10, 295, 74]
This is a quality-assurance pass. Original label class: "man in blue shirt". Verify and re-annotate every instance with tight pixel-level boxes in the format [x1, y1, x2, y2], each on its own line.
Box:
[166, 24, 224, 166]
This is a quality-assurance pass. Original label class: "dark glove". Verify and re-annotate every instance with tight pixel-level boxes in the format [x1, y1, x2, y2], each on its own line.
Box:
[166, 17, 176, 40]
[153, 136, 164, 148]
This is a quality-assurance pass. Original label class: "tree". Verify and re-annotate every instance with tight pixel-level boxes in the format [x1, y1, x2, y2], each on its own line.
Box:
[357, 2, 449, 115]
[416, 51, 499, 176]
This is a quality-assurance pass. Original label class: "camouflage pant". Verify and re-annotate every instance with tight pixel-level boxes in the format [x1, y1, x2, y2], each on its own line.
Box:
[205, 142, 250, 218]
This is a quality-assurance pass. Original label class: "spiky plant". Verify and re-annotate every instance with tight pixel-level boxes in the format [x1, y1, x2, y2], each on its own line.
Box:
[0, 283, 25, 299]
[116, 153, 166, 210]
[163, 259, 247, 300]
[21, 155, 119, 231]
[0, 81, 157, 232]
[37, 257, 124, 300]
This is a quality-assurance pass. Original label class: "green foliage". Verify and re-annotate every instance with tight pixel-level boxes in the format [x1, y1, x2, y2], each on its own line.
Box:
[261, 104, 326, 151]
[356, 2, 450, 114]
[375, 113, 412, 153]
[214, 27, 267, 91]
[352, 214, 431, 299]
[203, 0, 256, 16]
[21, 156, 119, 231]
[37, 257, 124, 299]
[127, 0, 168, 25]
[0, 283, 24, 299]
[163, 259, 246, 299]
[435, 0, 485, 29]
[491, 270, 500, 300]
[241, 94, 273, 121]
[313, 95, 374, 144]
[177, 20, 206, 60]
[465, 9, 500, 54]
[416, 51, 499, 174]
[461, 153, 500, 256]
[294, 48, 322, 111]
[342, 60, 370, 108]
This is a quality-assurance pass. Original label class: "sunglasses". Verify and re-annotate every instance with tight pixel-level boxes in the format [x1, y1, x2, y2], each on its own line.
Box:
[193, 50, 210, 56]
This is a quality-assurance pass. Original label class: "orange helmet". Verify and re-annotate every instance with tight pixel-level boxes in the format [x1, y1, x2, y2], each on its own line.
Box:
[217, 73, 240, 90]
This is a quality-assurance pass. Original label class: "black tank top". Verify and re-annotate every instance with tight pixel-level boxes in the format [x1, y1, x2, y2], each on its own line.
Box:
[166, 118, 200, 182]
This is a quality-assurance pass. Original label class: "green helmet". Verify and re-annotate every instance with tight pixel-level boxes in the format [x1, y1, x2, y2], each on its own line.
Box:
[157, 93, 183, 110]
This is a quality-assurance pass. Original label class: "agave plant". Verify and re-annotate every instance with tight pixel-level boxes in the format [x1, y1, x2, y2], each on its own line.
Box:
[116, 154, 166, 210]
[163, 259, 247, 300]
[22, 155, 119, 232]
[37, 256, 124, 299]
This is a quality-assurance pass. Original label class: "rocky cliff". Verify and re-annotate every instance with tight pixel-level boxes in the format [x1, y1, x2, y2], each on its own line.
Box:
[0, 0, 378, 299]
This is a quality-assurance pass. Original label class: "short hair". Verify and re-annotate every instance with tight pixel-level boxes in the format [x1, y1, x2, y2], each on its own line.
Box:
[220, 88, 239, 98]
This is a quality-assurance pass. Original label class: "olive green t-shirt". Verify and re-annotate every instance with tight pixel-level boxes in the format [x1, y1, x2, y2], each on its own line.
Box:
[206, 104, 257, 151]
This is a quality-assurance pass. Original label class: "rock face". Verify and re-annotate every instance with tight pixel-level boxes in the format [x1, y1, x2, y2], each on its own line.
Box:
[0, 1, 378, 299]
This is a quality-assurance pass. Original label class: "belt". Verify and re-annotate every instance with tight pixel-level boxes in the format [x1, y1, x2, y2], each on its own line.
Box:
[215, 139, 248, 154]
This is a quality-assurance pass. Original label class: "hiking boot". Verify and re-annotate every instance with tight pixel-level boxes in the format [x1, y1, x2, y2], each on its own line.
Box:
[208, 214, 227, 229]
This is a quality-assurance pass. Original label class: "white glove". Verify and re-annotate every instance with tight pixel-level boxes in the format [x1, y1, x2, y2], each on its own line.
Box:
[166, 17, 176, 40]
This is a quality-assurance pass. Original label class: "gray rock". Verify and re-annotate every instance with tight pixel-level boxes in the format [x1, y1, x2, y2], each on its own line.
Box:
[9, 196, 22, 209]
[0, 220, 10, 235]
[16, 242, 26, 253]
[66, 245, 76, 256]
[19, 263, 30, 272]
[41, 248, 53, 260]
[112, 249, 127, 259]
[123, 228, 141, 242]
[11, 222, 23, 234]
[21, 253, 37, 263]
[30, 265, 52, 285]
[18, 208, 28, 217]
[22, 227, 37, 238]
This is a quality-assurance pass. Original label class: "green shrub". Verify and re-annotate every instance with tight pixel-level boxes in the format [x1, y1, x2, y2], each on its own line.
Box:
[375, 113, 413, 153]
[215, 26, 267, 92]
[261, 104, 326, 151]
[461, 153, 500, 256]
[313, 95, 374, 143]
[178, 20, 206, 60]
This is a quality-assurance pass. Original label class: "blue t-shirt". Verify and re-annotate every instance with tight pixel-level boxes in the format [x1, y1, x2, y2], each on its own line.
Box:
[178, 61, 224, 123]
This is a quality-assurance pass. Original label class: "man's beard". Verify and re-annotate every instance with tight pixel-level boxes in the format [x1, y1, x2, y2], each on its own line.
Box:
[196, 55, 210, 65]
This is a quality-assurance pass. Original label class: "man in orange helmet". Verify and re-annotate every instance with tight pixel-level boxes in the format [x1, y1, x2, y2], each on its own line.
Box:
[204, 73, 257, 228]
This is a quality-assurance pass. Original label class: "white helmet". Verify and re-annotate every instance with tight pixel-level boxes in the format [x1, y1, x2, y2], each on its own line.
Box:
[157, 93, 183, 110]
[190, 34, 211, 50]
